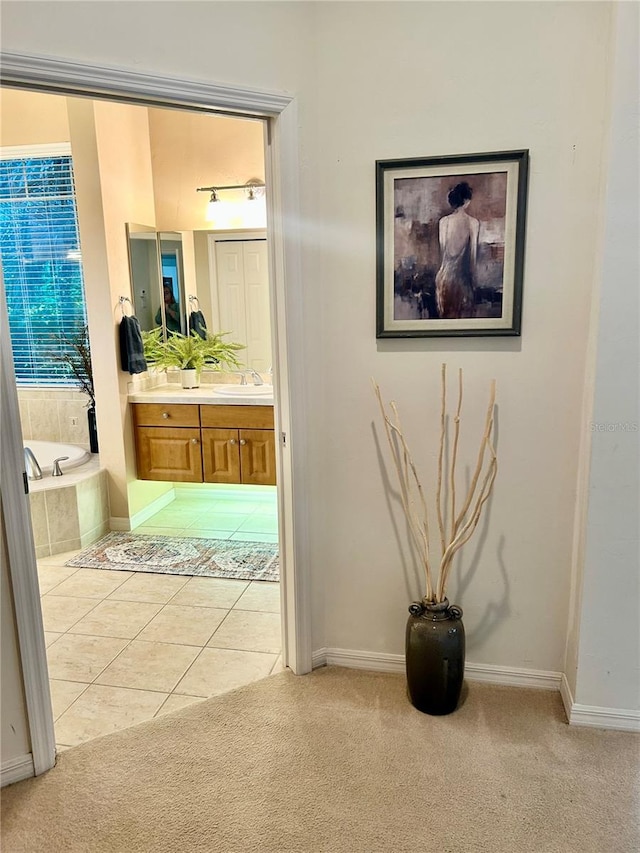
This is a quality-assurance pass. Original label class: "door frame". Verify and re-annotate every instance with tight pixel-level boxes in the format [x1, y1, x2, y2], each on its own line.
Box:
[0, 51, 313, 777]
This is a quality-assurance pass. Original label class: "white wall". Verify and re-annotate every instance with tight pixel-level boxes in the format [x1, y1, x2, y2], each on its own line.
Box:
[568, 3, 639, 713]
[310, 2, 612, 672]
[0, 3, 627, 697]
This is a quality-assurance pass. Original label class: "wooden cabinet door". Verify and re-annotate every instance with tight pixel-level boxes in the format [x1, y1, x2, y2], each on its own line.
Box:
[135, 427, 203, 483]
[202, 428, 241, 484]
[239, 429, 276, 486]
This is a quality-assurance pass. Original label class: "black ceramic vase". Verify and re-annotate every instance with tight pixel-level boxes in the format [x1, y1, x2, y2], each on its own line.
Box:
[87, 406, 99, 454]
[405, 598, 465, 716]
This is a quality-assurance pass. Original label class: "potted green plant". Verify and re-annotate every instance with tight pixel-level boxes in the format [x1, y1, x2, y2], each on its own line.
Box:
[142, 328, 244, 388]
[49, 324, 98, 452]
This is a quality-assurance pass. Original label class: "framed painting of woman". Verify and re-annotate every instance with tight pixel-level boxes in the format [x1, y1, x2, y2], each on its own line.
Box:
[376, 150, 529, 337]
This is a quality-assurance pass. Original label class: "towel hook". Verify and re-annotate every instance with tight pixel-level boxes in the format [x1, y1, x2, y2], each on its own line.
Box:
[118, 296, 133, 317]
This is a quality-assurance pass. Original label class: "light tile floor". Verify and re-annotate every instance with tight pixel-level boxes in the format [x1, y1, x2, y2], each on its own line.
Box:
[135, 485, 279, 543]
[39, 487, 282, 752]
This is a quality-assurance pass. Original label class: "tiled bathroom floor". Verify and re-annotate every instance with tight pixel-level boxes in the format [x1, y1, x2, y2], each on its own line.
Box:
[134, 486, 279, 542]
[38, 487, 282, 752]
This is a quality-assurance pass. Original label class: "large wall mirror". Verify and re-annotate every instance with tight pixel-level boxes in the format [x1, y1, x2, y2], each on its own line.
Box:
[126, 223, 187, 338]
[127, 224, 273, 370]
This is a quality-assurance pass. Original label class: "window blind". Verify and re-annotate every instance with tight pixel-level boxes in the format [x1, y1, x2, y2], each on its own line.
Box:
[0, 154, 88, 385]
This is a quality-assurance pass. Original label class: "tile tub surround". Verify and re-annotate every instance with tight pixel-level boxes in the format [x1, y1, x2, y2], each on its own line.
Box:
[38, 552, 283, 750]
[18, 388, 92, 446]
[29, 465, 110, 558]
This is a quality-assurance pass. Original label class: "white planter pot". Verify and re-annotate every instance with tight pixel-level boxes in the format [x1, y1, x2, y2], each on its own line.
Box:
[180, 369, 199, 389]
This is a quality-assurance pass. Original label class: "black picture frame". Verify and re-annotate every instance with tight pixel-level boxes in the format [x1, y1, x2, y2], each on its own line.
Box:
[376, 149, 529, 338]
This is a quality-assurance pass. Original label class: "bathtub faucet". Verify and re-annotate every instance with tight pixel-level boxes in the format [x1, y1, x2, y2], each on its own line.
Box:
[52, 456, 70, 477]
[24, 447, 43, 481]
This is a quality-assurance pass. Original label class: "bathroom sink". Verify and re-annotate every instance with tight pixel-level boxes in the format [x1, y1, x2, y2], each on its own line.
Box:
[211, 385, 273, 397]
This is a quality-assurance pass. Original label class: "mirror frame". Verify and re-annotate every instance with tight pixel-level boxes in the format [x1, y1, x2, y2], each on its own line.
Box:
[158, 231, 187, 337]
[126, 224, 188, 340]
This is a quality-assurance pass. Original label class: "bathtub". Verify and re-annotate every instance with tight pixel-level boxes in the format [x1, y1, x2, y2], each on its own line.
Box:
[23, 441, 109, 557]
[23, 440, 91, 476]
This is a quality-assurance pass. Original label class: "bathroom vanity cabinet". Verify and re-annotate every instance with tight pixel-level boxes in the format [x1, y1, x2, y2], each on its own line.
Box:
[132, 402, 276, 485]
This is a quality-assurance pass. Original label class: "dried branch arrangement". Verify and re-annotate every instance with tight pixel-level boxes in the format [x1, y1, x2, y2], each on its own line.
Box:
[373, 364, 497, 604]
[49, 324, 95, 408]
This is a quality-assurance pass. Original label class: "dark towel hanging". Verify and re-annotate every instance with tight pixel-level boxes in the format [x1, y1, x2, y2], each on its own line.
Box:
[189, 310, 208, 340]
[119, 314, 147, 375]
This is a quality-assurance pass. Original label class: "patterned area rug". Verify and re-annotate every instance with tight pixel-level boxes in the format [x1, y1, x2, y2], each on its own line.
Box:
[65, 532, 279, 582]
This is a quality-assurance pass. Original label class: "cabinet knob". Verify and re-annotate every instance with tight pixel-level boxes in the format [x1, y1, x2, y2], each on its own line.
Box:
[229, 439, 237, 445]
[239, 439, 247, 446]
[191, 438, 199, 445]
[162, 412, 170, 419]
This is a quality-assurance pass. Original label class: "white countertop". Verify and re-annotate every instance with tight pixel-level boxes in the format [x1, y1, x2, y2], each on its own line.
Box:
[128, 384, 274, 406]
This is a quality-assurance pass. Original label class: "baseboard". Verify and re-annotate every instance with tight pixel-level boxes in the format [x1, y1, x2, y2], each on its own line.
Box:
[1, 754, 34, 787]
[560, 674, 640, 732]
[560, 673, 575, 722]
[465, 662, 561, 691]
[312, 649, 640, 729]
[312, 648, 404, 673]
[80, 520, 110, 548]
[312, 648, 562, 691]
[110, 489, 176, 532]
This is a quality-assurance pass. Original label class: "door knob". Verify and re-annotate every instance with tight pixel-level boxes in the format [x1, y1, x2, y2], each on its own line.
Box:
[162, 412, 170, 419]
[191, 438, 199, 445]
[239, 439, 247, 446]
[229, 438, 237, 445]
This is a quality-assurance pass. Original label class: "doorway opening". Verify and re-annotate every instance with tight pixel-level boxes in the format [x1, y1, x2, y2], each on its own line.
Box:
[0, 60, 304, 764]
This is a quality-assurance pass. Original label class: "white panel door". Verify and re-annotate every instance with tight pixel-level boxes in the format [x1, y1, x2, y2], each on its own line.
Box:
[242, 241, 271, 371]
[214, 239, 270, 371]
[215, 242, 247, 352]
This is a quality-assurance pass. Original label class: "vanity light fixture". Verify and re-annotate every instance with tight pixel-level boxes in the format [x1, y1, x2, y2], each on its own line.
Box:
[202, 188, 220, 221]
[197, 179, 266, 226]
[196, 179, 265, 201]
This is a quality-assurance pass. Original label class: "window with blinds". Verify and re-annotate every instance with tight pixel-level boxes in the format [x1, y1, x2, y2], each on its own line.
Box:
[0, 151, 89, 386]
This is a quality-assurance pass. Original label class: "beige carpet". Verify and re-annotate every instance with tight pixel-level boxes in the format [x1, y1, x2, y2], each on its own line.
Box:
[1, 667, 638, 853]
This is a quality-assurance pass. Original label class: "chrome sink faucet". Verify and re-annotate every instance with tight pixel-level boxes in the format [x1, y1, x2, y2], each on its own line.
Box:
[24, 447, 43, 481]
[238, 368, 264, 386]
[246, 368, 264, 386]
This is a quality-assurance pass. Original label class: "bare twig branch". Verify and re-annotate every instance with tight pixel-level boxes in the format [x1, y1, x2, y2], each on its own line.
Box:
[438, 427, 497, 600]
[391, 401, 433, 599]
[373, 372, 497, 604]
[450, 367, 463, 541]
[436, 363, 447, 558]
[373, 381, 434, 598]
[453, 379, 496, 534]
